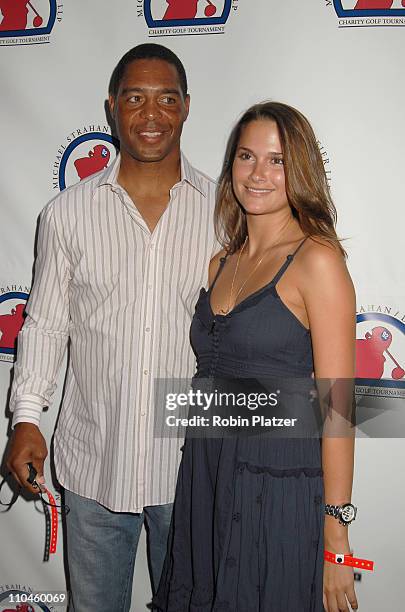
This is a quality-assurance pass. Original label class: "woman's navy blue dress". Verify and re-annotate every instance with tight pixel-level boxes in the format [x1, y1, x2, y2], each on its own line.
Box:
[153, 240, 324, 611]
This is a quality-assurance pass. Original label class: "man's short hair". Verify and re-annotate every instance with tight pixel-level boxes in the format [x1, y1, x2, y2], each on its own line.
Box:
[109, 43, 188, 99]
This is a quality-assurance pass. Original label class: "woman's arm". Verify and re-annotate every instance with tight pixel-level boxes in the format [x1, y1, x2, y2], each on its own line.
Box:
[301, 239, 358, 612]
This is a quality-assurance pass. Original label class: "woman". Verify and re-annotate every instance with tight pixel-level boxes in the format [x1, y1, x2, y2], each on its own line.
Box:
[153, 102, 358, 611]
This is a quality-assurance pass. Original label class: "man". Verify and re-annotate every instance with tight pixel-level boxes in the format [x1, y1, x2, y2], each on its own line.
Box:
[6, 44, 217, 612]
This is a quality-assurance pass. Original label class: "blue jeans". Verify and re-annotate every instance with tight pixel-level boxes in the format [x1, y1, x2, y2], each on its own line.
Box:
[64, 488, 173, 612]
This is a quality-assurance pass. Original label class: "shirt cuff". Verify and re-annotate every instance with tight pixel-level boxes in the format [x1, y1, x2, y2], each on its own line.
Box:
[12, 395, 44, 428]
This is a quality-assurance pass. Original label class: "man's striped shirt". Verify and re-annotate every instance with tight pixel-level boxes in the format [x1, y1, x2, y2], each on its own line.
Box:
[10, 153, 217, 512]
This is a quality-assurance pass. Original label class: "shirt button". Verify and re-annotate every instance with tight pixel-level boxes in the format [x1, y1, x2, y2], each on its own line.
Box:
[143, 369, 149, 375]
[145, 327, 151, 332]
[148, 284, 152, 290]
[141, 412, 146, 416]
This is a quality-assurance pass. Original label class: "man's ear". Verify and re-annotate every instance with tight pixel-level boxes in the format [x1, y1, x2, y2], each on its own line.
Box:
[184, 94, 190, 121]
[108, 94, 116, 119]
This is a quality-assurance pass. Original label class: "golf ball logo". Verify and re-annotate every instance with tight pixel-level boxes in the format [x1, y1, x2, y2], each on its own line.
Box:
[0, 0, 58, 39]
[144, 0, 232, 27]
[356, 311, 405, 386]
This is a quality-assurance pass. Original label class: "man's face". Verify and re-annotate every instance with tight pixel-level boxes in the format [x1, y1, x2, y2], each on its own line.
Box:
[109, 58, 190, 163]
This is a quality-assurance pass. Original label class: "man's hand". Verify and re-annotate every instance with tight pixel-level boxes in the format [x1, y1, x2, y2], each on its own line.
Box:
[6, 423, 48, 494]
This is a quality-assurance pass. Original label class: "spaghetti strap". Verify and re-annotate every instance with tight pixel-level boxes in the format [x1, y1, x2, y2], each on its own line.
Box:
[270, 236, 309, 287]
[291, 235, 309, 257]
[208, 254, 228, 293]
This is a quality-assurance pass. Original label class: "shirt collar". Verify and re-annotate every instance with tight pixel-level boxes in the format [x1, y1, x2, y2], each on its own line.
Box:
[95, 153, 121, 190]
[180, 154, 207, 196]
[94, 152, 207, 197]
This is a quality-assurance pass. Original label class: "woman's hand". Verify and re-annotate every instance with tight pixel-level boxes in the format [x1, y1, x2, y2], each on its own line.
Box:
[323, 558, 358, 612]
[323, 530, 358, 612]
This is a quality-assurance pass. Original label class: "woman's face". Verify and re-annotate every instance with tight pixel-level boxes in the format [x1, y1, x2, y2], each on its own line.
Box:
[232, 119, 288, 216]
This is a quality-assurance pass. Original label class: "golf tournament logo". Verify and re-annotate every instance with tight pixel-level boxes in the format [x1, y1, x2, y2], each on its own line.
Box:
[355, 304, 405, 398]
[52, 125, 119, 191]
[138, 0, 238, 36]
[0, 1, 63, 46]
[332, 0, 405, 27]
[0, 287, 29, 363]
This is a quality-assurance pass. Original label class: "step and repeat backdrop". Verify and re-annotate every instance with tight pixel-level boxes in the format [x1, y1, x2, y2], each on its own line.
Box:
[1, 1, 404, 611]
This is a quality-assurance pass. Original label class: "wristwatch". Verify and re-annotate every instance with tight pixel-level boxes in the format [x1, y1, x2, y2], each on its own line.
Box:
[324, 503, 357, 526]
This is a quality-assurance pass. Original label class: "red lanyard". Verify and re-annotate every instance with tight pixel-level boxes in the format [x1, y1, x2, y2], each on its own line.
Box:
[0, 468, 69, 562]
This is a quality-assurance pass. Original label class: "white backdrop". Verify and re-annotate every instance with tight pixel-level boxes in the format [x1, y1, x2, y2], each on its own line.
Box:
[1, 1, 404, 610]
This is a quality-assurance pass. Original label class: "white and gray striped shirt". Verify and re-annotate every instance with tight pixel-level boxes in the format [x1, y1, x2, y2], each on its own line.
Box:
[10, 153, 218, 512]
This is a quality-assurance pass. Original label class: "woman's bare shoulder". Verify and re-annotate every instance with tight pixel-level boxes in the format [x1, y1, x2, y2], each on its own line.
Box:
[299, 236, 347, 274]
[297, 236, 354, 298]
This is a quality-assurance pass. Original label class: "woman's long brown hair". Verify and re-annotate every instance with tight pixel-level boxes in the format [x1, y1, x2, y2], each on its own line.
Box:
[215, 101, 345, 256]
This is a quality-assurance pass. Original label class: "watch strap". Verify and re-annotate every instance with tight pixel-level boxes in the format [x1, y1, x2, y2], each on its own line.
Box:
[325, 503, 339, 518]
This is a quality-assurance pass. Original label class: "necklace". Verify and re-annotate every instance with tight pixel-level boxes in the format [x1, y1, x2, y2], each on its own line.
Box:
[219, 217, 293, 315]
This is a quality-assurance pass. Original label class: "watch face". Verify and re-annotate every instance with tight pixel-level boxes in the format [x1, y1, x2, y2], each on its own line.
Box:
[341, 504, 356, 523]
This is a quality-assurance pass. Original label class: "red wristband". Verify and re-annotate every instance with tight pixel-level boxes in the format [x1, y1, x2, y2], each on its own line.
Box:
[324, 550, 374, 571]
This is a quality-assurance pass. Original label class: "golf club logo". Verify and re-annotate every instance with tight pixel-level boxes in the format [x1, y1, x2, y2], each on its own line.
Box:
[333, 1, 405, 27]
[0, 1, 63, 46]
[52, 125, 119, 191]
[0, 289, 29, 363]
[140, 0, 237, 36]
[355, 306, 405, 398]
